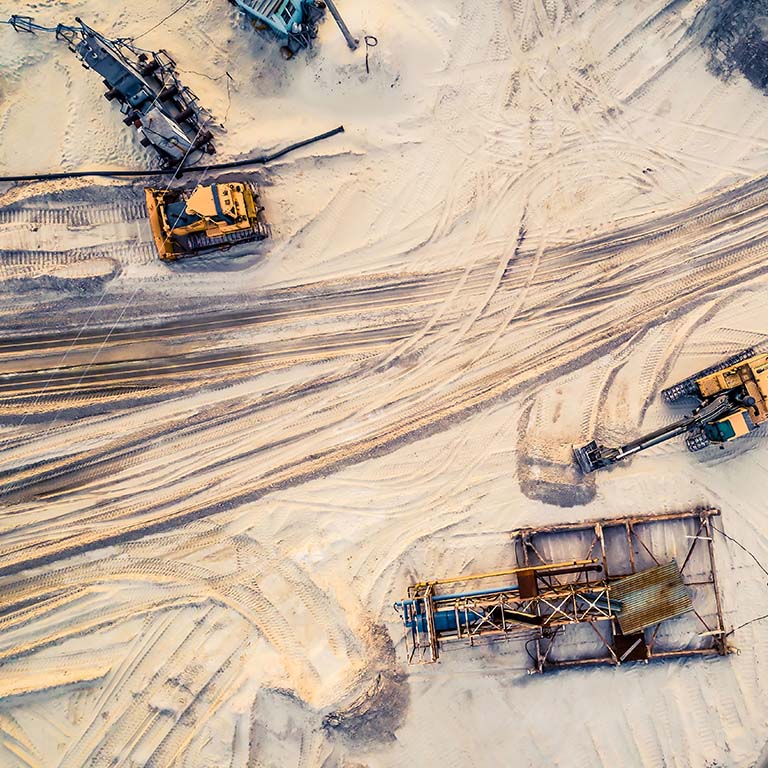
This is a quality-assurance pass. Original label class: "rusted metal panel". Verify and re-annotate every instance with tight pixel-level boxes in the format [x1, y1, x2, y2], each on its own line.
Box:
[517, 568, 538, 599]
[611, 561, 693, 635]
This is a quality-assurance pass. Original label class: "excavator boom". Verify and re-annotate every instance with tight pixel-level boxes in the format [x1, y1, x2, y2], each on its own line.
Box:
[574, 395, 734, 473]
[574, 349, 768, 473]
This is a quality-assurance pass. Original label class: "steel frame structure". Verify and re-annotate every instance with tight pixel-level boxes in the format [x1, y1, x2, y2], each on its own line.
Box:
[398, 509, 729, 673]
[515, 508, 728, 672]
[400, 560, 614, 663]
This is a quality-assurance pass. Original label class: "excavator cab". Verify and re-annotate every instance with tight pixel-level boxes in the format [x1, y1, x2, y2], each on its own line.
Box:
[703, 409, 758, 443]
[231, 0, 326, 56]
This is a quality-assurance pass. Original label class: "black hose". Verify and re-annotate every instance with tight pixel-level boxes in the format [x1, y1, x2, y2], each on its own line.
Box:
[0, 125, 345, 183]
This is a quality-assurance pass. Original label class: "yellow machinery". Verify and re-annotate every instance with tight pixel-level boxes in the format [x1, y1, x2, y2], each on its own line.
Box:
[575, 348, 768, 472]
[145, 180, 268, 260]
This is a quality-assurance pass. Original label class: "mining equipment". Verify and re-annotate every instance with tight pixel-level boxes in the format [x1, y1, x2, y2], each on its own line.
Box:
[7, 15, 215, 166]
[574, 348, 767, 473]
[145, 180, 268, 260]
[230, 0, 326, 58]
[397, 509, 728, 672]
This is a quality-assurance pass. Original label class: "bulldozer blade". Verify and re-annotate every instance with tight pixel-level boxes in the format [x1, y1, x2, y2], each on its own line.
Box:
[662, 348, 757, 403]
[144, 187, 179, 260]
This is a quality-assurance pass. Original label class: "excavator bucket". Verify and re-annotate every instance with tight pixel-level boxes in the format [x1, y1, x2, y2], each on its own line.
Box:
[144, 188, 180, 260]
[573, 441, 608, 474]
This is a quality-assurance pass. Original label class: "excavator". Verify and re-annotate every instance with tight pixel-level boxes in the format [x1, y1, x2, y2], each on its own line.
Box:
[574, 348, 768, 473]
[145, 180, 268, 260]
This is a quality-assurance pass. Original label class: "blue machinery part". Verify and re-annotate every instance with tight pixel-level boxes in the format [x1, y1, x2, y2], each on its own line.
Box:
[396, 586, 615, 636]
[6, 16, 215, 167]
[397, 585, 518, 631]
[395, 561, 617, 663]
[230, 0, 326, 56]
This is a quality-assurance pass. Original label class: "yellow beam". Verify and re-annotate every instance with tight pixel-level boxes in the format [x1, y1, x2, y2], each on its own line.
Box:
[410, 559, 599, 590]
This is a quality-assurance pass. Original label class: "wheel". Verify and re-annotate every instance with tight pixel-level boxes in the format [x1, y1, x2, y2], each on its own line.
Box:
[176, 106, 196, 122]
[140, 59, 160, 76]
[280, 45, 294, 60]
[193, 130, 214, 149]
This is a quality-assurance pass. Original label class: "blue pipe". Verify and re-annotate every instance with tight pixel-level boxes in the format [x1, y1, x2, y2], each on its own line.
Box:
[394, 584, 519, 612]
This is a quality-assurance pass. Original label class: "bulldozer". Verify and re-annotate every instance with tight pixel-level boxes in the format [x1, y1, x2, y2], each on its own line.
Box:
[145, 180, 268, 260]
[574, 348, 768, 473]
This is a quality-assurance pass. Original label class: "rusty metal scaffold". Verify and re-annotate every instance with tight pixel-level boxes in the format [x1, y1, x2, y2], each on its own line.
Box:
[396, 508, 729, 673]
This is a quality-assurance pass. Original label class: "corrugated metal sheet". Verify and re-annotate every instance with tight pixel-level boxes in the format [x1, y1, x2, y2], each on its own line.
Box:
[611, 561, 692, 635]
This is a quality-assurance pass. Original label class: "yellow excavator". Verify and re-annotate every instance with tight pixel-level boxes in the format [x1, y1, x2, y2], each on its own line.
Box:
[575, 348, 768, 473]
[145, 180, 268, 260]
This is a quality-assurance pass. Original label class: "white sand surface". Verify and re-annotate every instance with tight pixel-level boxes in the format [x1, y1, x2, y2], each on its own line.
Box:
[2, 0, 768, 766]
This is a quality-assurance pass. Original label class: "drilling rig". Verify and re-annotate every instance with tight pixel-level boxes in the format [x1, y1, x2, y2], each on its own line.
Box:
[7, 15, 215, 166]
[574, 348, 767, 473]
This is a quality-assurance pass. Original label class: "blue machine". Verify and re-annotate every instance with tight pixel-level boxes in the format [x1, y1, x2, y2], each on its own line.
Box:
[398, 587, 616, 635]
[396, 572, 617, 664]
[396, 585, 529, 635]
[231, 0, 325, 56]
[7, 16, 215, 167]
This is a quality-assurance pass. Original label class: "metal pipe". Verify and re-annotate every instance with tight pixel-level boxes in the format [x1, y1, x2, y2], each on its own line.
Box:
[534, 646, 721, 672]
[323, 0, 358, 50]
[703, 513, 728, 655]
[512, 508, 720, 537]
[409, 558, 598, 590]
[0, 125, 345, 182]
[395, 585, 520, 610]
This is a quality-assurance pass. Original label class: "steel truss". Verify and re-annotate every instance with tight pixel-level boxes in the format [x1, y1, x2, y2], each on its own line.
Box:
[516, 508, 728, 672]
[398, 509, 729, 673]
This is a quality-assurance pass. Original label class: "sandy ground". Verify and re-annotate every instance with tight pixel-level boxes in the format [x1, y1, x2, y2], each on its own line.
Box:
[3, 0, 768, 766]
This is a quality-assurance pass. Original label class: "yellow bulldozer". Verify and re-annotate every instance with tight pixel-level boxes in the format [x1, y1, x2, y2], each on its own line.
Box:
[145, 180, 268, 260]
[575, 348, 768, 472]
